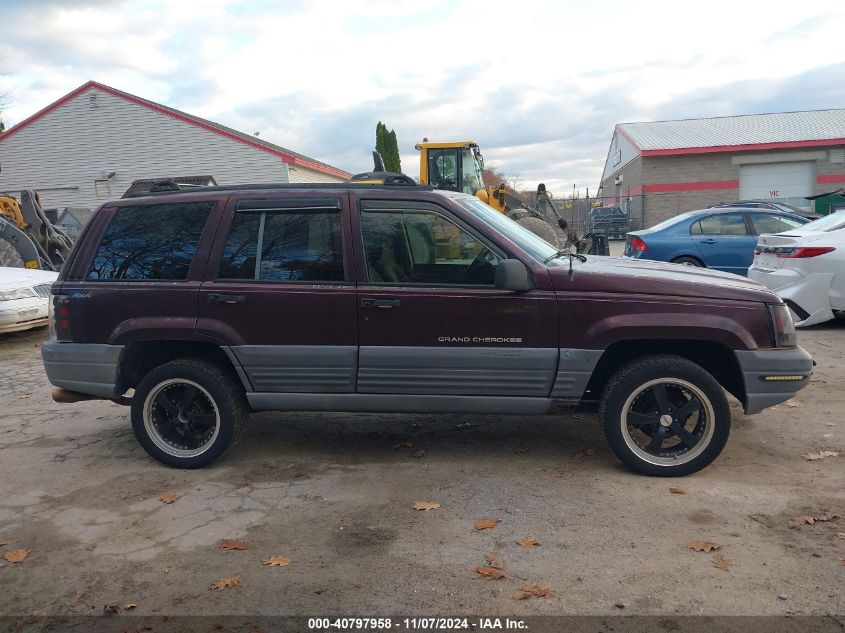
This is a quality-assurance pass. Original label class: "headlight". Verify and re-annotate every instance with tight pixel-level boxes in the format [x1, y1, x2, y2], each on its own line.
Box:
[768, 303, 797, 348]
[0, 287, 37, 301]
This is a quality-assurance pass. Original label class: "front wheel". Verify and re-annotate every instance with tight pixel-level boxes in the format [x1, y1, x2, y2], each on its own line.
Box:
[131, 359, 248, 468]
[598, 355, 730, 476]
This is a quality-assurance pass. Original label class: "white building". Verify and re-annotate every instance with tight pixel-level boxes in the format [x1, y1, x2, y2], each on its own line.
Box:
[0, 81, 350, 209]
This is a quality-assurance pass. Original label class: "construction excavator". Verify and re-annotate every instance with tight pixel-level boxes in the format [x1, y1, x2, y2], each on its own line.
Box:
[0, 189, 73, 270]
[351, 140, 604, 254]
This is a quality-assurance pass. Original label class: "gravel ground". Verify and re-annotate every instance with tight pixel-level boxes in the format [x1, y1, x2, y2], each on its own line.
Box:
[0, 324, 842, 619]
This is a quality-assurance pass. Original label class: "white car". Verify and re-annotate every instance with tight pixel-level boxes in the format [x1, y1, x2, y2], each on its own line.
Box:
[0, 267, 59, 334]
[748, 210, 845, 327]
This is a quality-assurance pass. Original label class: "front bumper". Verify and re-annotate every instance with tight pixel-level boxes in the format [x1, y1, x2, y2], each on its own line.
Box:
[748, 266, 836, 327]
[0, 297, 49, 333]
[41, 341, 124, 399]
[735, 347, 813, 414]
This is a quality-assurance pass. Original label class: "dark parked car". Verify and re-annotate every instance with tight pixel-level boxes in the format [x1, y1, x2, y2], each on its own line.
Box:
[710, 200, 820, 221]
[42, 183, 812, 476]
[623, 208, 809, 276]
[584, 205, 628, 239]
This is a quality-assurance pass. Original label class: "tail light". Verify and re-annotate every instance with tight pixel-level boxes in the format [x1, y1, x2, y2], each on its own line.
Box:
[778, 246, 835, 259]
[49, 294, 72, 341]
[629, 236, 648, 252]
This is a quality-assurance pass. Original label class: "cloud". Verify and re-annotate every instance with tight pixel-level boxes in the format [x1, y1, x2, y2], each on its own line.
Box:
[1, 0, 844, 196]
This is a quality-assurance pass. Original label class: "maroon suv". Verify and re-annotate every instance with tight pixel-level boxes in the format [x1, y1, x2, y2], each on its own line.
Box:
[42, 184, 812, 475]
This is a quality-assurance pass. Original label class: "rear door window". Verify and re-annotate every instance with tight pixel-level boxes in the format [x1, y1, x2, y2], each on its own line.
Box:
[693, 213, 749, 235]
[87, 201, 214, 280]
[750, 213, 804, 235]
[218, 204, 345, 282]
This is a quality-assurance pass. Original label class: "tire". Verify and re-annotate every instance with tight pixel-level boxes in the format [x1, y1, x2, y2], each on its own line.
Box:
[0, 240, 25, 268]
[671, 256, 704, 268]
[131, 359, 248, 469]
[598, 355, 730, 476]
[516, 216, 560, 248]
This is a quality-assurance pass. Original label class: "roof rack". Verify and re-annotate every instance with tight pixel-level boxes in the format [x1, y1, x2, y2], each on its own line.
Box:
[122, 181, 432, 199]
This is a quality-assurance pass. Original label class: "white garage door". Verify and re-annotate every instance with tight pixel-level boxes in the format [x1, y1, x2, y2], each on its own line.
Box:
[740, 161, 814, 208]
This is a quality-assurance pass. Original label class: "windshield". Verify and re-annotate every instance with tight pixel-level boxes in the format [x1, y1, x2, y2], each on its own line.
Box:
[461, 147, 484, 196]
[452, 195, 563, 264]
[799, 210, 845, 232]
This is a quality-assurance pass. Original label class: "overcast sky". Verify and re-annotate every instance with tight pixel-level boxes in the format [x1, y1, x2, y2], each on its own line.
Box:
[2, 0, 844, 195]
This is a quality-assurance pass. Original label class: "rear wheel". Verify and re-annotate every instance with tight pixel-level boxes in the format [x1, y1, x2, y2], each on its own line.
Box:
[599, 355, 730, 476]
[131, 359, 248, 469]
[671, 256, 704, 267]
[515, 216, 560, 248]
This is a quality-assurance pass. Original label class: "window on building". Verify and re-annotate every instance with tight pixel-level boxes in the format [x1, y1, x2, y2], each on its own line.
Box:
[88, 202, 214, 280]
[360, 205, 501, 285]
[218, 210, 345, 282]
[691, 213, 748, 236]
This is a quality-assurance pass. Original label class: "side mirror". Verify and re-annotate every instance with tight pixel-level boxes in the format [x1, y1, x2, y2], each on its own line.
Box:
[495, 259, 533, 292]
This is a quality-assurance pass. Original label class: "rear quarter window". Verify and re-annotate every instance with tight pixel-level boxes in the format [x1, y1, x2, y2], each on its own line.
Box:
[87, 201, 214, 280]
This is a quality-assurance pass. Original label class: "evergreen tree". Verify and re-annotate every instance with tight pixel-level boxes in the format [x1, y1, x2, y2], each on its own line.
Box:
[374, 121, 401, 173]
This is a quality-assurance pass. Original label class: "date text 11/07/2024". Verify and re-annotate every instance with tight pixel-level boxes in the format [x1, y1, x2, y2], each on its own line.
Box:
[307, 618, 528, 630]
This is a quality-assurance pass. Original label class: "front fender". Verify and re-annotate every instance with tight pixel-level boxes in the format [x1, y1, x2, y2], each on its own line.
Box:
[582, 312, 759, 349]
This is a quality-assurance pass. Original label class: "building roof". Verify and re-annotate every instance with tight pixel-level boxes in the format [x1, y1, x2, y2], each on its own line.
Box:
[57, 207, 95, 225]
[617, 109, 845, 156]
[0, 81, 351, 179]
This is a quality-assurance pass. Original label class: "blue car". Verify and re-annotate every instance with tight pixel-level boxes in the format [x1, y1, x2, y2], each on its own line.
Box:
[623, 208, 809, 276]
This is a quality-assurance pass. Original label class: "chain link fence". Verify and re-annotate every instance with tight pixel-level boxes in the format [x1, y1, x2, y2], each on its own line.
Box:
[553, 194, 645, 239]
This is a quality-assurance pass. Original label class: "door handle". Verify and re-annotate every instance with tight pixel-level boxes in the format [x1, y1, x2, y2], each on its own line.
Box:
[361, 297, 400, 309]
[207, 293, 246, 305]
[699, 239, 718, 244]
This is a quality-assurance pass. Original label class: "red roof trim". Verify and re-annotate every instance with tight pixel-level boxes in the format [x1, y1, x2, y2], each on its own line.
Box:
[818, 173, 845, 185]
[0, 81, 351, 179]
[615, 125, 642, 152]
[644, 179, 739, 193]
[641, 138, 845, 156]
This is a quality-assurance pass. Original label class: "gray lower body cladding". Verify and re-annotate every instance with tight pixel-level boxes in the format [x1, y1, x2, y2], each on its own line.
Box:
[735, 346, 813, 414]
[41, 341, 123, 398]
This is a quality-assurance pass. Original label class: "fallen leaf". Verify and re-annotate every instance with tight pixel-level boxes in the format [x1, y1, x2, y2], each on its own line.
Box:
[802, 450, 839, 461]
[669, 486, 686, 495]
[484, 553, 504, 569]
[262, 556, 292, 567]
[513, 584, 555, 600]
[70, 591, 85, 606]
[3, 548, 30, 563]
[392, 441, 414, 450]
[784, 400, 803, 408]
[475, 518, 499, 530]
[474, 566, 505, 580]
[413, 447, 426, 458]
[816, 512, 841, 522]
[124, 603, 137, 610]
[159, 492, 181, 504]
[688, 540, 720, 553]
[103, 604, 119, 615]
[548, 470, 565, 478]
[515, 538, 540, 549]
[218, 539, 249, 551]
[837, 533, 845, 540]
[0, 540, 6, 546]
[713, 553, 732, 572]
[790, 515, 816, 526]
[413, 501, 440, 511]
[211, 576, 241, 590]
